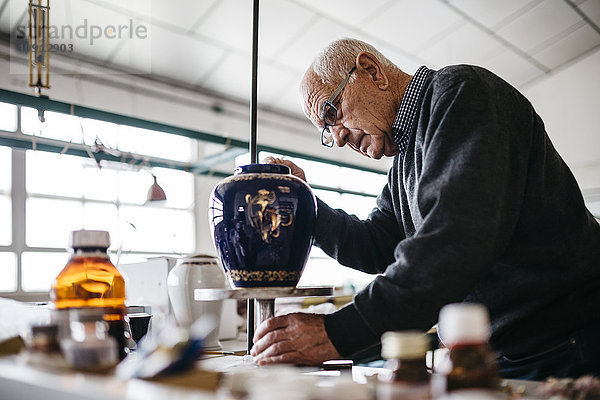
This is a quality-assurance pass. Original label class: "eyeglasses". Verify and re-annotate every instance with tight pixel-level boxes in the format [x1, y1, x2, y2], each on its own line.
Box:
[321, 66, 357, 147]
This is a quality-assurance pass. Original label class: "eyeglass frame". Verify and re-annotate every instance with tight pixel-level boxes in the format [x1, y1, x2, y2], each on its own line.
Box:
[320, 66, 357, 147]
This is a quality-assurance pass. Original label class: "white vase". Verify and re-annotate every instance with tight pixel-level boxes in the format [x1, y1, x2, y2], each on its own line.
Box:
[167, 254, 229, 349]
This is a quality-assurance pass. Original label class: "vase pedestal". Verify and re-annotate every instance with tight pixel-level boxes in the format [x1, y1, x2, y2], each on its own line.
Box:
[194, 286, 334, 354]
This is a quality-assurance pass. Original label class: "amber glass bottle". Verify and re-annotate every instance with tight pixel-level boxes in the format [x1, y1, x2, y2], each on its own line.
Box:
[377, 331, 431, 400]
[50, 230, 127, 359]
[437, 303, 499, 393]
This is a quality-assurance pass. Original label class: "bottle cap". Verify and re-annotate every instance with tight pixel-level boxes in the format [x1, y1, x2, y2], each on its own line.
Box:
[70, 230, 110, 249]
[438, 303, 490, 347]
[381, 331, 429, 359]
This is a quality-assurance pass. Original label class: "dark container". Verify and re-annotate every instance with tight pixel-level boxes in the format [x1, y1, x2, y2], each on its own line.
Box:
[209, 164, 317, 288]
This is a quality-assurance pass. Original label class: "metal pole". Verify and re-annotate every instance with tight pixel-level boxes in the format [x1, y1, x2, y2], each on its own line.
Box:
[247, 0, 260, 355]
[247, 298, 255, 354]
[256, 299, 275, 326]
[250, 0, 259, 164]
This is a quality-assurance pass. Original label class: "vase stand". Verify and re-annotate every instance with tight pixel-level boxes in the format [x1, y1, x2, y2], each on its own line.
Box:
[194, 286, 334, 354]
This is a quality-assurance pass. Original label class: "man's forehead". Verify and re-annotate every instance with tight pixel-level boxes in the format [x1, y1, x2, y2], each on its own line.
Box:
[302, 73, 334, 122]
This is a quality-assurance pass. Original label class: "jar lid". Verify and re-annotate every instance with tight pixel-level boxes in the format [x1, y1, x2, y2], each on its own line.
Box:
[70, 230, 110, 249]
[438, 303, 490, 347]
[181, 253, 220, 265]
[234, 163, 290, 175]
[381, 331, 429, 359]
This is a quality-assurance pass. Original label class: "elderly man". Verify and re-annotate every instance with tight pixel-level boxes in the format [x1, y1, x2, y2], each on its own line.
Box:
[250, 38, 600, 380]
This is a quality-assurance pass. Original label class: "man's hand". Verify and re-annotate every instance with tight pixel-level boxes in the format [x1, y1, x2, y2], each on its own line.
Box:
[250, 313, 341, 365]
[263, 157, 307, 182]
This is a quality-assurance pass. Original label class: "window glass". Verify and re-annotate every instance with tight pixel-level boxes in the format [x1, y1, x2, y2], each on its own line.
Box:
[256, 151, 340, 188]
[312, 189, 343, 210]
[0, 195, 11, 245]
[21, 108, 83, 143]
[21, 251, 69, 292]
[153, 167, 194, 209]
[299, 256, 375, 291]
[80, 118, 118, 148]
[0, 146, 10, 192]
[26, 151, 84, 198]
[339, 169, 387, 196]
[0, 252, 17, 292]
[119, 205, 195, 254]
[300, 159, 342, 188]
[116, 167, 192, 208]
[235, 152, 250, 166]
[26, 198, 83, 248]
[340, 193, 378, 220]
[82, 164, 119, 202]
[83, 202, 119, 250]
[0, 102, 17, 132]
[118, 169, 153, 205]
[21, 107, 41, 135]
[117, 125, 195, 163]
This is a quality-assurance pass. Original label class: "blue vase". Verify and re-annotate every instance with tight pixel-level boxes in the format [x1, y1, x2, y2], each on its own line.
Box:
[209, 164, 317, 288]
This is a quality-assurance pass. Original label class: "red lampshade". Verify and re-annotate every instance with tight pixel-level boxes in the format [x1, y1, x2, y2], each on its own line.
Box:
[147, 174, 166, 202]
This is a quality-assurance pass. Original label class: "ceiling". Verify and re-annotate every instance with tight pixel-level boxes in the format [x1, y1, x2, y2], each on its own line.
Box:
[0, 0, 599, 119]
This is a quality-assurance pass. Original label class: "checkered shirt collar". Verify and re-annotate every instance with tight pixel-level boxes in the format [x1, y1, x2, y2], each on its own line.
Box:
[392, 65, 431, 159]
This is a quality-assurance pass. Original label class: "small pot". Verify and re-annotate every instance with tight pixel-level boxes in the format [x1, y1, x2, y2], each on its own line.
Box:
[167, 254, 229, 349]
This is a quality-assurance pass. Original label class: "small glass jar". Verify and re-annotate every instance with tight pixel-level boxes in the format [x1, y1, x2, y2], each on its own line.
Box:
[29, 324, 60, 353]
[436, 304, 499, 394]
[377, 331, 431, 400]
[60, 308, 118, 372]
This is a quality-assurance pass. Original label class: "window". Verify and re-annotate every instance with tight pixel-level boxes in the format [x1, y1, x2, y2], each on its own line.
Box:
[23, 151, 196, 290]
[0, 145, 10, 191]
[0, 146, 11, 246]
[0, 103, 17, 132]
[21, 252, 70, 292]
[0, 107, 199, 297]
[22, 107, 83, 143]
[26, 197, 84, 248]
[116, 125, 195, 163]
[2, 99, 389, 298]
[0, 253, 17, 292]
[21, 108, 196, 162]
[0, 196, 11, 246]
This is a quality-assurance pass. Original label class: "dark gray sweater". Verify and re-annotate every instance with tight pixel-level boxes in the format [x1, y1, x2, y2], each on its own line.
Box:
[318, 65, 600, 358]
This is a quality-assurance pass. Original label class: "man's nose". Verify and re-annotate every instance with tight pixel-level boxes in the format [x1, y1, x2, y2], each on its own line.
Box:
[331, 125, 349, 147]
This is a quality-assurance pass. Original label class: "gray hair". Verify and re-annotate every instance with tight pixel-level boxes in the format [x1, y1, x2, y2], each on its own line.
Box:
[311, 38, 396, 85]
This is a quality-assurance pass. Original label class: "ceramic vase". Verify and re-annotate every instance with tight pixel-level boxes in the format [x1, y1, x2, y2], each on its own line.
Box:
[167, 254, 229, 349]
[209, 163, 317, 288]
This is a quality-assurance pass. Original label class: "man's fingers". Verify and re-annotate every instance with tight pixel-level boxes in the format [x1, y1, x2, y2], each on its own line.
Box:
[250, 328, 289, 356]
[256, 339, 295, 359]
[262, 157, 307, 182]
[253, 315, 289, 342]
[256, 351, 302, 365]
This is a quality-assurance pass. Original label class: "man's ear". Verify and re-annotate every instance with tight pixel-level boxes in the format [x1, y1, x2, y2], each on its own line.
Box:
[356, 51, 389, 90]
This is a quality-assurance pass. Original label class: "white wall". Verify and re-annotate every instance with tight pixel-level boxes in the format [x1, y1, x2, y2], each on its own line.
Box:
[523, 48, 600, 191]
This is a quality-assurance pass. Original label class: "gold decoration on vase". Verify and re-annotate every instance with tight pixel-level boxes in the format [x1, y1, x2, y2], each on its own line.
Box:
[227, 270, 300, 283]
[245, 189, 293, 243]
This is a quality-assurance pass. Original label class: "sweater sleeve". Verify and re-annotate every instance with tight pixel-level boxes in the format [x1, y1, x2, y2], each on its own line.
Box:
[314, 174, 404, 274]
[325, 74, 533, 356]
